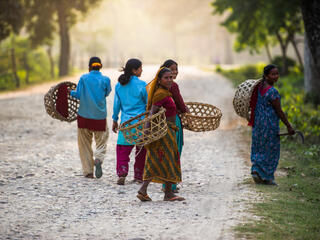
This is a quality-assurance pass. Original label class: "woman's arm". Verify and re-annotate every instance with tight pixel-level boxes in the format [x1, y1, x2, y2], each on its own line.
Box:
[271, 99, 295, 135]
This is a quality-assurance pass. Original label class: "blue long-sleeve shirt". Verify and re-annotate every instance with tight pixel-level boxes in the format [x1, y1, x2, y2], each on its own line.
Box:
[71, 70, 112, 120]
[112, 75, 147, 123]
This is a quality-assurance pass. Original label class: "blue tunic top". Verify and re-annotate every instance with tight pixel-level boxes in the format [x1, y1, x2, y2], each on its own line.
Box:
[251, 87, 280, 181]
[70, 70, 112, 120]
[112, 76, 147, 145]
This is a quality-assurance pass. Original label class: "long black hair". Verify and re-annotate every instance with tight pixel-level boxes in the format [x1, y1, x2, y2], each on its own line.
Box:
[161, 59, 178, 68]
[263, 64, 277, 81]
[118, 58, 142, 85]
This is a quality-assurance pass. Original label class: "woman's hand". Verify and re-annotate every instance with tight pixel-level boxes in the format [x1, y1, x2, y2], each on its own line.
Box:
[112, 121, 118, 133]
[287, 125, 295, 135]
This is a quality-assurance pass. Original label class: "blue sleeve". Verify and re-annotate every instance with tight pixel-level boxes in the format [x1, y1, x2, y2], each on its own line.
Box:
[70, 77, 83, 99]
[105, 77, 112, 97]
[112, 89, 121, 121]
[142, 86, 148, 106]
[268, 88, 280, 102]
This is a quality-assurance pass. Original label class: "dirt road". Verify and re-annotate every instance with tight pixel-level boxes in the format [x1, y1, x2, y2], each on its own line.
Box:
[0, 66, 252, 240]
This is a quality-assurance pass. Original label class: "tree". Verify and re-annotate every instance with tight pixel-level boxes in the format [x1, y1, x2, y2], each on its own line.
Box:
[26, 0, 102, 77]
[211, 0, 303, 74]
[301, 0, 320, 102]
[0, 0, 24, 41]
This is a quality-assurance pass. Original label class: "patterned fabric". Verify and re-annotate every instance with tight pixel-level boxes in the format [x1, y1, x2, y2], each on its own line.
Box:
[143, 122, 181, 184]
[251, 87, 280, 181]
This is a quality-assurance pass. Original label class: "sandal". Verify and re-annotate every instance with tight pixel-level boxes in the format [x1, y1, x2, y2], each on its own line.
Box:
[164, 196, 185, 201]
[137, 192, 152, 202]
[117, 176, 126, 185]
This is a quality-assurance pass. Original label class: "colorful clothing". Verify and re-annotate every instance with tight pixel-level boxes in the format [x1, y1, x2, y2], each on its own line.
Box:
[116, 145, 146, 180]
[71, 70, 112, 120]
[251, 86, 280, 181]
[143, 121, 181, 184]
[112, 75, 147, 178]
[170, 82, 188, 114]
[144, 71, 181, 184]
[71, 70, 111, 176]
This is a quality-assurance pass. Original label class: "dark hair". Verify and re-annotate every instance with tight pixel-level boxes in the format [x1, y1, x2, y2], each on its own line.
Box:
[89, 56, 102, 71]
[118, 58, 142, 85]
[161, 59, 178, 68]
[157, 68, 172, 82]
[263, 64, 277, 80]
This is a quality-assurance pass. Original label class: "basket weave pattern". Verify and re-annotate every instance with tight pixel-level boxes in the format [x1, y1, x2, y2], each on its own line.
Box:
[118, 107, 167, 146]
[44, 81, 79, 122]
[180, 102, 222, 132]
[233, 79, 262, 121]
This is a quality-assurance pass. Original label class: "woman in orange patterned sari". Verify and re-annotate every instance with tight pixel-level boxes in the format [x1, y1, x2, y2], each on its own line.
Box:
[137, 67, 185, 202]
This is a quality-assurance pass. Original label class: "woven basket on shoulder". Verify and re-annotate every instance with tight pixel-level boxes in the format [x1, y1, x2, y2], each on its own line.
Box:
[233, 79, 262, 121]
[44, 81, 79, 122]
[180, 102, 222, 132]
[118, 107, 167, 146]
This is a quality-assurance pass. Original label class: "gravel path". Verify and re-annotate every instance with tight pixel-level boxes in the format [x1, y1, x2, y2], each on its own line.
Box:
[0, 66, 253, 240]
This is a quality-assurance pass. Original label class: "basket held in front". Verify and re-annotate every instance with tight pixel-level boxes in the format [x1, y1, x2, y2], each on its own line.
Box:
[180, 102, 222, 132]
[44, 81, 79, 122]
[118, 107, 167, 146]
[233, 79, 262, 121]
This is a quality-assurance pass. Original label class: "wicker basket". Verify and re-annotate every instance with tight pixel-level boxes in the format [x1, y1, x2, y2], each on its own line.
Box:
[233, 79, 262, 121]
[44, 81, 79, 122]
[118, 107, 167, 146]
[180, 102, 222, 132]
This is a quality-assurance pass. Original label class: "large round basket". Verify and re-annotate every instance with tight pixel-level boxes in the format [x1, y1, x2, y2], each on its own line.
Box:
[44, 81, 79, 122]
[233, 79, 262, 121]
[118, 107, 167, 146]
[180, 102, 222, 132]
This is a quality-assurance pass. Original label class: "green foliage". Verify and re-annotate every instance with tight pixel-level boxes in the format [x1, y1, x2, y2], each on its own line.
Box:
[217, 64, 320, 140]
[272, 55, 297, 72]
[0, 37, 55, 91]
[0, 0, 25, 41]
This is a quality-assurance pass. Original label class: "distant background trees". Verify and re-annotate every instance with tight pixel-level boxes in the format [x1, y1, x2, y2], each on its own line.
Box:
[211, 0, 319, 103]
[0, 0, 102, 91]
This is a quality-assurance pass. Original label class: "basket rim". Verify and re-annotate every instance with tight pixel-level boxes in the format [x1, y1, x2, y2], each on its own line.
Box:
[118, 107, 166, 132]
[183, 102, 222, 119]
[44, 81, 78, 122]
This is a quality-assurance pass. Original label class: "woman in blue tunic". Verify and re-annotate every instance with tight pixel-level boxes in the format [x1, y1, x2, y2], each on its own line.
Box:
[249, 64, 295, 185]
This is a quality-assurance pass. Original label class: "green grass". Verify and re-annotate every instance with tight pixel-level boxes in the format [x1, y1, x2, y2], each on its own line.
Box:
[215, 64, 320, 239]
[236, 142, 320, 240]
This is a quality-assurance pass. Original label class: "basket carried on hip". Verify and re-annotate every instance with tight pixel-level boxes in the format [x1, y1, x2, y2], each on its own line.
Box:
[180, 102, 222, 132]
[118, 107, 167, 146]
[233, 79, 262, 121]
[44, 81, 79, 122]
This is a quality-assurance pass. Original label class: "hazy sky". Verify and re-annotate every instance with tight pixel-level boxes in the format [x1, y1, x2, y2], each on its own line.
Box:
[70, 0, 302, 68]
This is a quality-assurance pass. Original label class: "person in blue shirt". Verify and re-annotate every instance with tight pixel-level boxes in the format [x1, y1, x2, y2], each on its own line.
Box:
[70, 57, 112, 179]
[112, 58, 147, 185]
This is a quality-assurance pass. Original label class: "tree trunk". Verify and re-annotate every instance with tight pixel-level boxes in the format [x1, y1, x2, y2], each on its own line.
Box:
[57, 2, 70, 77]
[301, 0, 320, 98]
[10, 48, 20, 88]
[275, 31, 290, 75]
[304, 34, 320, 98]
[23, 52, 30, 84]
[265, 43, 272, 63]
[290, 37, 304, 71]
[46, 46, 55, 79]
